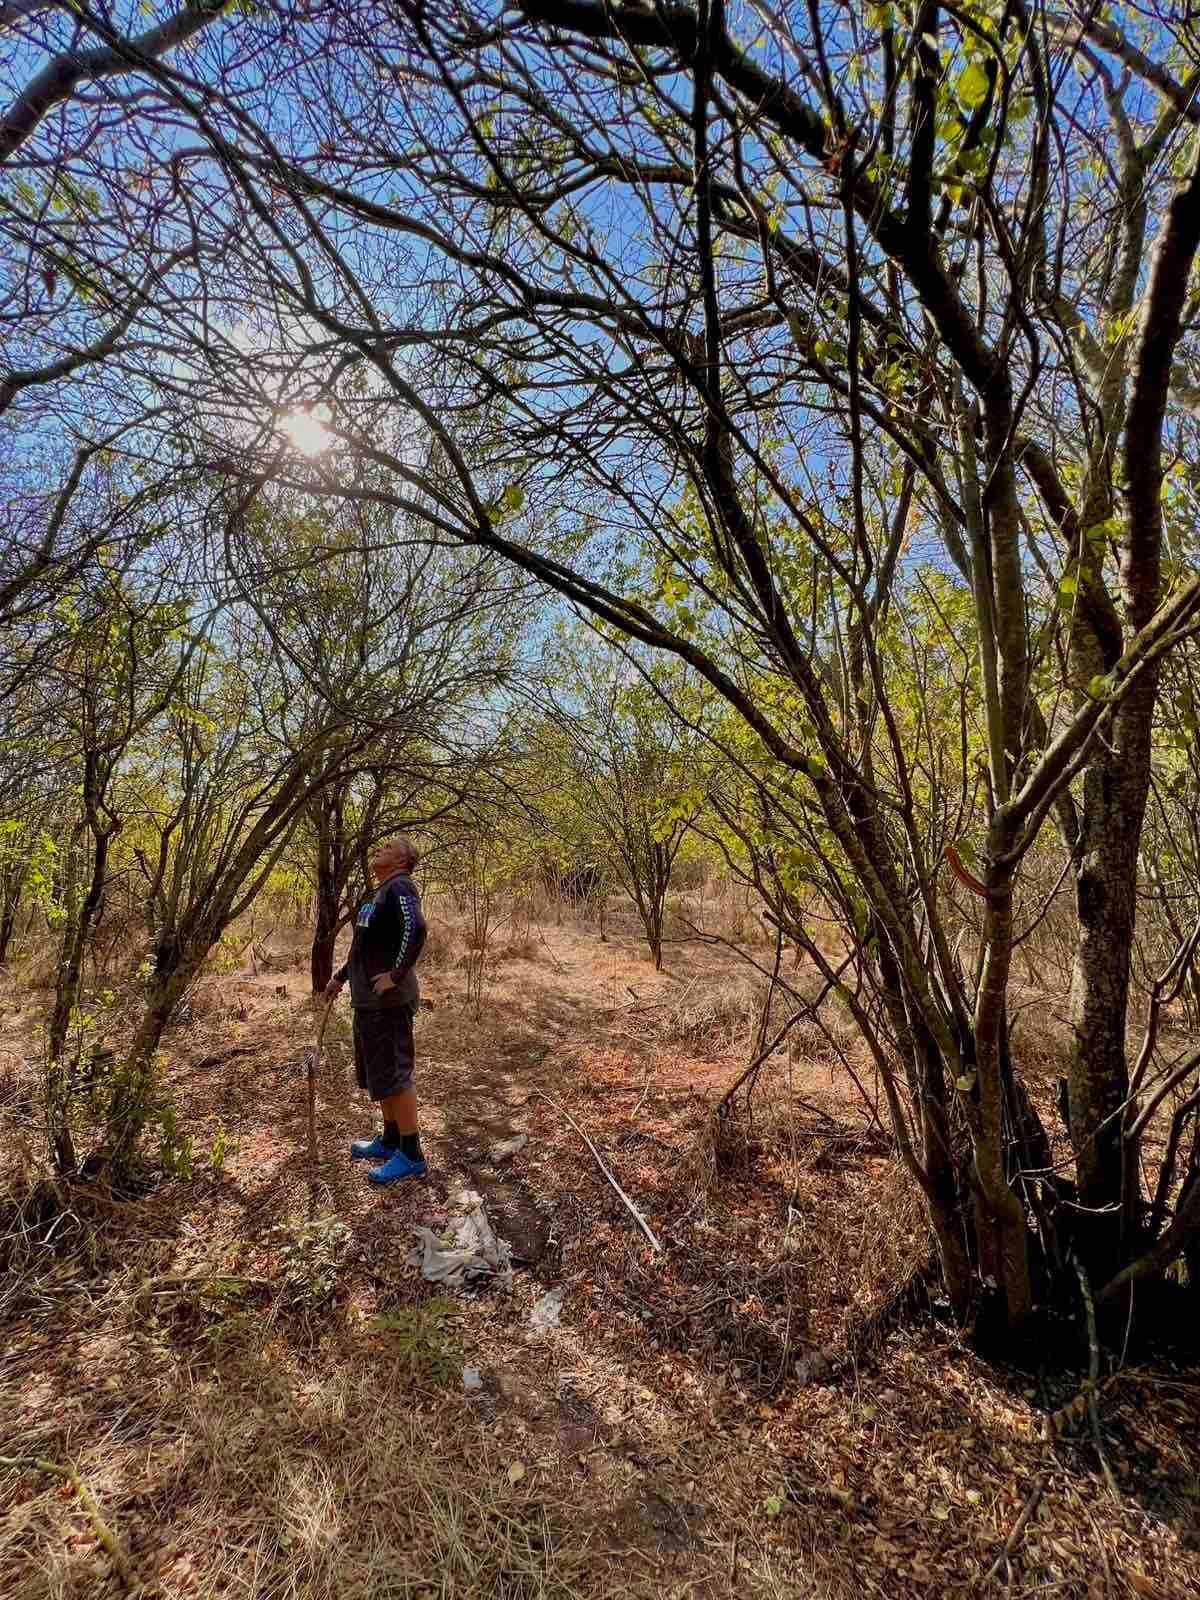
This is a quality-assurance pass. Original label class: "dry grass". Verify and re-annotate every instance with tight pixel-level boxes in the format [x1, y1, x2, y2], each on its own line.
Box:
[498, 930, 542, 962]
[1, 1362, 609, 1600]
[418, 913, 463, 974]
[657, 974, 765, 1053]
[0, 1169, 815, 1600]
[6, 941, 58, 993]
[681, 878, 772, 948]
[2, 903, 1199, 1600]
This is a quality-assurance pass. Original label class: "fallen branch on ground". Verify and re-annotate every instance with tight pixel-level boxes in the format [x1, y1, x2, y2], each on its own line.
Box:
[531, 1089, 662, 1252]
[0, 1454, 136, 1590]
[982, 1470, 1050, 1588]
[794, 1252, 938, 1383]
[192, 1044, 258, 1071]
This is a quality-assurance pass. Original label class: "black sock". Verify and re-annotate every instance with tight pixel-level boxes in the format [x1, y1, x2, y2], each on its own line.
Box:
[382, 1120, 402, 1149]
[400, 1131, 424, 1163]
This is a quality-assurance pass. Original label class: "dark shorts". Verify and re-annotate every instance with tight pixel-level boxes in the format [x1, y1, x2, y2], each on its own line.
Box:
[353, 1006, 415, 1101]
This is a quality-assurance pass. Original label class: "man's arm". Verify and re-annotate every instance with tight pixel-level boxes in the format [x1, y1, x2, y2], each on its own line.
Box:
[389, 890, 427, 986]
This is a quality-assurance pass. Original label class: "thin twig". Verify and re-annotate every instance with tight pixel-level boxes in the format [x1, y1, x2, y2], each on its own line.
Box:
[304, 995, 335, 1222]
[1012, 851, 1075, 948]
[715, 951, 855, 1117]
[629, 1066, 655, 1122]
[982, 1470, 1049, 1587]
[531, 1089, 662, 1252]
[678, 917, 809, 1004]
[755, 917, 785, 1055]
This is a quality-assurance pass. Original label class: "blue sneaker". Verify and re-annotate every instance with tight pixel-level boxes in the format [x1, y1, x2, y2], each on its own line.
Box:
[366, 1149, 428, 1185]
[350, 1134, 391, 1162]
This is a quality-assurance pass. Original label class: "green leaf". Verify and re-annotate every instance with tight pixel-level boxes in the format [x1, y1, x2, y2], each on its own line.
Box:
[1057, 573, 1078, 602]
[1087, 674, 1109, 701]
[957, 62, 990, 111]
[502, 483, 525, 513]
[1085, 518, 1119, 547]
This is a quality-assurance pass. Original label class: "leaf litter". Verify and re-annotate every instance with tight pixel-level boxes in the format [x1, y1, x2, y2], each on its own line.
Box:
[0, 914, 1197, 1598]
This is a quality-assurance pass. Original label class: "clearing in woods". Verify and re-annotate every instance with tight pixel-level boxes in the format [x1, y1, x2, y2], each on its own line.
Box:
[1, 902, 1198, 1600]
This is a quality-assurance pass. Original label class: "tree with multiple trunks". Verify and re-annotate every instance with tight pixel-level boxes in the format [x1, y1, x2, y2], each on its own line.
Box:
[97, 495, 512, 1171]
[536, 626, 712, 969]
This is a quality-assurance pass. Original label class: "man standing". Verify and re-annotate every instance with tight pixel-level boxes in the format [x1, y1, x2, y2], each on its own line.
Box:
[324, 837, 428, 1184]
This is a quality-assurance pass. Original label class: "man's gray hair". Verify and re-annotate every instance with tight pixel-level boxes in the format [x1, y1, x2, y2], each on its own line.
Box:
[385, 836, 420, 870]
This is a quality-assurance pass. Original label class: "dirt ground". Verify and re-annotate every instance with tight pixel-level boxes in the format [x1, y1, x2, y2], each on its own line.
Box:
[1, 902, 1198, 1600]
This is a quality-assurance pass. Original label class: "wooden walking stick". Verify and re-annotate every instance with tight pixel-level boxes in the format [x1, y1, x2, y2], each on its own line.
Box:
[308, 995, 336, 1175]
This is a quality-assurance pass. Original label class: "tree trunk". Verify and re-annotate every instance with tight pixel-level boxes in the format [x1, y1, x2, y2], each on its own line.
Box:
[1068, 685, 1156, 1272]
[648, 891, 663, 970]
[827, 910, 977, 1321]
[875, 934, 973, 1318]
[1182, 1115, 1200, 1300]
[915, 1024, 973, 1317]
[0, 886, 18, 965]
[310, 850, 339, 994]
[974, 857, 1034, 1330]
[649, 841, 670, 970]
[105, 965, 193, 1172]
[47, 829, 111, 1064]
[311, 794, 335, 992]
[310, 918, 337, 994]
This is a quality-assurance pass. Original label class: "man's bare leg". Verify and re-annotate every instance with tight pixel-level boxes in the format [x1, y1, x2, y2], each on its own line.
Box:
[377, 1086, 423, 1166]
[380, 1086, 418, 1137]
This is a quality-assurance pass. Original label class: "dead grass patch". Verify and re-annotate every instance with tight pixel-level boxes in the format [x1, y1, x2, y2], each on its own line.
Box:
[0, 1363, 607, 1600]
[7, 941, 57, 994]
[2, 914, 1199, 1600]
[657, 975, 763, 1053]
[419, 914, 462, 974]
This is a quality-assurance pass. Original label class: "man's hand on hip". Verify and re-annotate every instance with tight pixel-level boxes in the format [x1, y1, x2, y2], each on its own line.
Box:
[370, 972, 397, 995]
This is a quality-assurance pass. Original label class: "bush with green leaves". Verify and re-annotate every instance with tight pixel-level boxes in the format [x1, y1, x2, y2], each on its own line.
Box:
[372, 1300, 461, 1386]
[276, 1214, 352, 1315]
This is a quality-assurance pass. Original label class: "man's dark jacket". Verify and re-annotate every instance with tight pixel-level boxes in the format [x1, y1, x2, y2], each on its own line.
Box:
[335, 871, 426, 1010]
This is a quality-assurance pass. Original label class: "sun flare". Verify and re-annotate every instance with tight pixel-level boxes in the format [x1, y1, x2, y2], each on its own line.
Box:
[281, 409, 333, 457]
